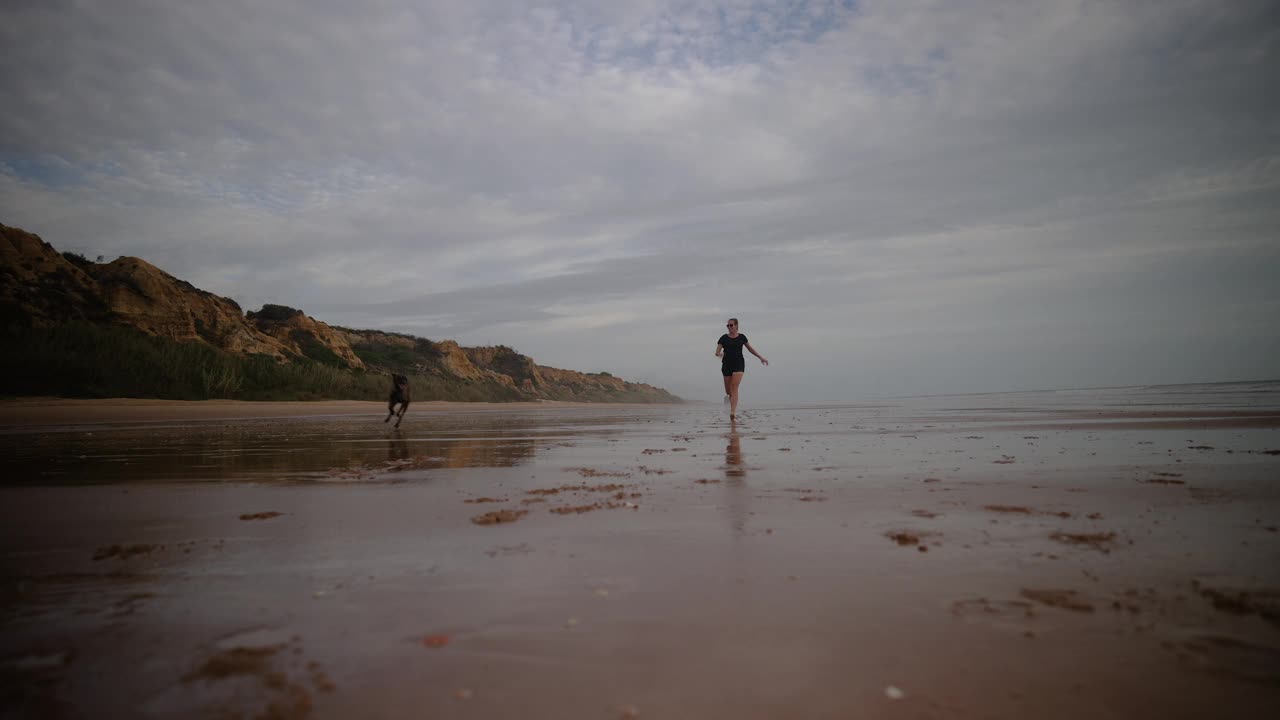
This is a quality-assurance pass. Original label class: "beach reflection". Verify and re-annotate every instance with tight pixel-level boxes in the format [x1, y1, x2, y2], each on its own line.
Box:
[724, 429, 745, 478]
[724, 428, 748, 537]
[0, 415, 556, 485]
[387, 436, 410, 463]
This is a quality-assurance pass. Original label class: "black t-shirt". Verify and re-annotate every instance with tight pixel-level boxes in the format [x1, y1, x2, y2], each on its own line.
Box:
[719, 333, 748, 364]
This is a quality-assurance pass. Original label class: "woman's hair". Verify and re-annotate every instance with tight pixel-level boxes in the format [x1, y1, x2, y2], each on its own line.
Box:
[728, 317, 739, 325]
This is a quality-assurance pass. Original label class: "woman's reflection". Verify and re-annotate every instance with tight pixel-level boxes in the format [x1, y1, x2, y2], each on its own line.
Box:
[724, 429, 748, 537]
[725, 430, 745, 477]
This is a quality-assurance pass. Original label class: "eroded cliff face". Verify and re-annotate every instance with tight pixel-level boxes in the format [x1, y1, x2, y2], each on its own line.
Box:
[247, 305, 364, 369]
[463, 346, 678, 402]
[341, 333, 679, 402]
[339, 332, 507, 383]
[464, 345, 543, 392]
[0, 224, 360, 366]
[2, 221, 681, 402]
[95, 257, 295, 361]
[1, 224, 107, 325]
[436, 340, 500, 383]
[532, 364, 677, 402]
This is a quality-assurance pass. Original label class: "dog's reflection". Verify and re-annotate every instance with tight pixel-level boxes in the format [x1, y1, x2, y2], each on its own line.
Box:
[388, 436, 410, 463]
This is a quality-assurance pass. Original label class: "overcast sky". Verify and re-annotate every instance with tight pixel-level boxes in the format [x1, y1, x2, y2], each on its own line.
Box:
[2, 0, 1278, 403]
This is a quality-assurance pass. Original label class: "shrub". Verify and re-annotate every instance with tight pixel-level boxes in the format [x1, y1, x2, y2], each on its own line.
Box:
[0, 323, 533, 402]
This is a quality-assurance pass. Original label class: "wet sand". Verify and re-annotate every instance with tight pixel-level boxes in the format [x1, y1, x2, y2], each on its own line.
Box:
[2, 385, 1279, 718]
[0, 398, 657, 428]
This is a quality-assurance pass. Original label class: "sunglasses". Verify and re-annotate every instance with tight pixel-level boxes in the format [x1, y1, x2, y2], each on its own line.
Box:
[726, 323, 736, 327]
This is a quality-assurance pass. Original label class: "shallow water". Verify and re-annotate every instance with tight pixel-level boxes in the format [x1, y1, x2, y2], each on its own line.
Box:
[4, 381, 1278, 487]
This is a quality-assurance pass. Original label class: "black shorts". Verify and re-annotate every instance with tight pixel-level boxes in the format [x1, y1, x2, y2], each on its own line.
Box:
[721, 360, 745, 377]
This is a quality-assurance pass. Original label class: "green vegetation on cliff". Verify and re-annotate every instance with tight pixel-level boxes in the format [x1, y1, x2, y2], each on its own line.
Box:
[0, 323, 669, 403]
[0, 323, 532, 401]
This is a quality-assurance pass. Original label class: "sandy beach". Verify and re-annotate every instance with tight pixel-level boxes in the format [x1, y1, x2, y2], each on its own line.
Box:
[0, 398, 657, 428]
[2, 384, 1279, 718]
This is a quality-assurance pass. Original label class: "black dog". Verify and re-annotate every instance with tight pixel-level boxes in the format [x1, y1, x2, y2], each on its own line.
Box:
[385, 373, 411, 428]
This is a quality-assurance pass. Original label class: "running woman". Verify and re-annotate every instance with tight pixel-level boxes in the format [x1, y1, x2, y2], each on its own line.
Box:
[716, 318, 768, 421]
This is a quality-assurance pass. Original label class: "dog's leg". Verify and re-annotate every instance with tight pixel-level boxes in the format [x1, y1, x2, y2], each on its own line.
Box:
[394, 403, 407, 428]
[385, 398, 395, 423]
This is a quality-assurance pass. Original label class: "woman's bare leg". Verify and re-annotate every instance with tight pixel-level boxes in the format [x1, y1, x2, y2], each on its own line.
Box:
[723, 374, 732, 401]
[729, 372, 744, 417]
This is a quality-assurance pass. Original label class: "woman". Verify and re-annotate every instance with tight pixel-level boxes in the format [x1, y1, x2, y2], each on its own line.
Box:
[716, 318, 768, 421]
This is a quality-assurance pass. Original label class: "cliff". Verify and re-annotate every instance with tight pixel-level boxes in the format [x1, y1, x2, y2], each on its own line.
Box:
[1, 223, 358, 366]
[339, 332, 680, 403]
[0, 222, 680, 403]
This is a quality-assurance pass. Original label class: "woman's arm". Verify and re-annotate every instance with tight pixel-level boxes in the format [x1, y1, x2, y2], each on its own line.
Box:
[715, 343, 724, 358]
[745, 342, 769, 366]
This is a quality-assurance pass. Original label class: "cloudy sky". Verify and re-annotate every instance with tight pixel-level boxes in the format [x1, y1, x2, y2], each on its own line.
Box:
[3, 0, 1278, 402]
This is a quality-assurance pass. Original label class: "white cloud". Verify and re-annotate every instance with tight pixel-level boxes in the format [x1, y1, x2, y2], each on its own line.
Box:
[2, 0, 1277, 401]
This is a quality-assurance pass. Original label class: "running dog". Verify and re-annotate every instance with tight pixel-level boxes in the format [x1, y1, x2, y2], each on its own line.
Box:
[385, 373, 411, 428]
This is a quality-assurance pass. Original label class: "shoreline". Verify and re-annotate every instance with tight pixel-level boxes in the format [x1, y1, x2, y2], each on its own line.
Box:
[2, 397, 1277, 431]
[0, 397, 682, 428]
